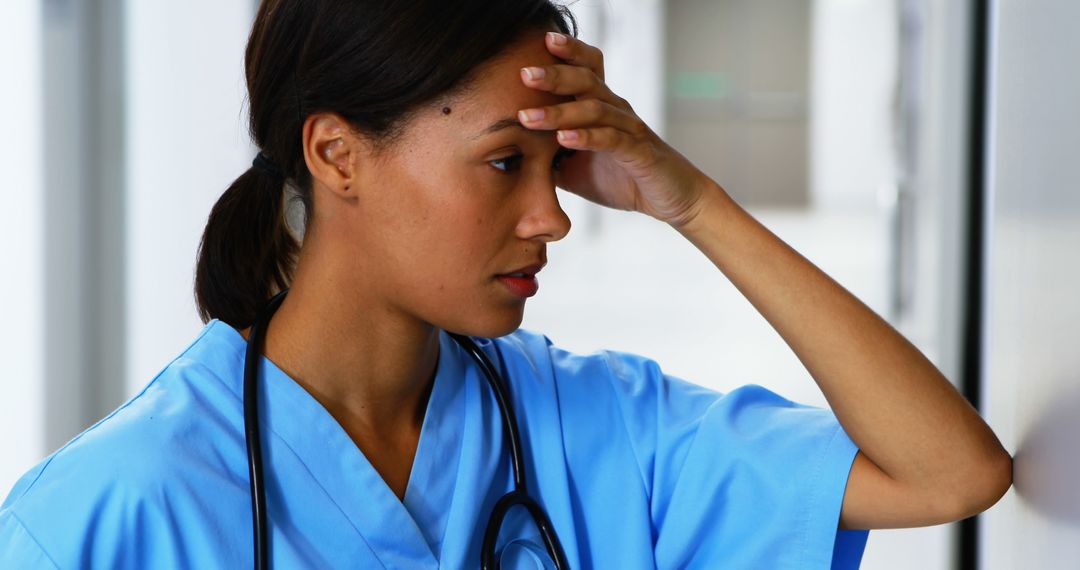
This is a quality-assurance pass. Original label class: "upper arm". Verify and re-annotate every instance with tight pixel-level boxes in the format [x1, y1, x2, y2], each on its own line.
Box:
[839, 450, 1012, 530]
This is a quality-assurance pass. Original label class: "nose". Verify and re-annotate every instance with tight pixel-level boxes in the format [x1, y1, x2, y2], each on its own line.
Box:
[516, 181, 572, 243]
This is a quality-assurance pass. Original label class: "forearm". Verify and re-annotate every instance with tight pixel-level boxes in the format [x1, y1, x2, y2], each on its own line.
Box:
[673, 182, 1011, 496]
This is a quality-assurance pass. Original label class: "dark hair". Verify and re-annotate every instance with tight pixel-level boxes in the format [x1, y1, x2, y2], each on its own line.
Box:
[195, 0, 577, 329]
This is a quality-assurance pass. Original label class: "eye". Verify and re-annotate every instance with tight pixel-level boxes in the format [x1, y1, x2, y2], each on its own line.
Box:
[489, 149, 578, 174]
[489, 154, 524, 172]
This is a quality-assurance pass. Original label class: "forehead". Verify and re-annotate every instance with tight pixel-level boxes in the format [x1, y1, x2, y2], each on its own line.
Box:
[410, 32, 574, 143]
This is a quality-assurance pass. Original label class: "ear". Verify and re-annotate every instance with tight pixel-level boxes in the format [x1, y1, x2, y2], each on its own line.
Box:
[302, 112, 361, 199]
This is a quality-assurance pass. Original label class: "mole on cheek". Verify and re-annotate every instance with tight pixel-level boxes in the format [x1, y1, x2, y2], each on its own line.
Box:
[442, 106, 452, 115]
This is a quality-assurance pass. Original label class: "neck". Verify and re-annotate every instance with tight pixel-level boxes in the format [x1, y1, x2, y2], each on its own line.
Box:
[259, 251, 440, 441]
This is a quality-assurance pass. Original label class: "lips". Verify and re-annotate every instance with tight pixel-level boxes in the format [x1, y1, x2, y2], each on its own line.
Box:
[495, 262, 545, 298]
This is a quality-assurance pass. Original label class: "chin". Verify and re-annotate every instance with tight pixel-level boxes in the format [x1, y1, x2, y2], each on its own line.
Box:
[444, 307, 525, 340]
[475, 316, 525, 339]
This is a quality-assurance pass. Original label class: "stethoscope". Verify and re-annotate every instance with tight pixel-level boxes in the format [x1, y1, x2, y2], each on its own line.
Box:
[244, 289, 569, 569]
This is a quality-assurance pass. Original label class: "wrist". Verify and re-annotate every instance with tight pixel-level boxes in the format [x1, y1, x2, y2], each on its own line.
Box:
[668, 178, 735, 234]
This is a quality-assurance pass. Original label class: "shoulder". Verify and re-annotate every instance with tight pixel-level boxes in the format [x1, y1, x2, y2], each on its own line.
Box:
[485, 328, 723, 479]
[0, 322, 248, 566]
[6, 322, 245, 504]
[488, 327, 720, 416]
[487, 327, 657, 389]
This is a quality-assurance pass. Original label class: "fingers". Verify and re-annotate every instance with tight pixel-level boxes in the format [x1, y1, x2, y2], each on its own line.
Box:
[554, 126, 645, 158]
[523, 33, 655, 159]
[519, 64, 628, 110]
[545, 32, 604, 80]
[518, 98, 645, 138]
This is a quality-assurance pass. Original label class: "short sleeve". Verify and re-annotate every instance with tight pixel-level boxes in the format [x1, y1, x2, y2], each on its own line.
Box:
[600, 350, 868, 569]
[0, 510, 59, 569]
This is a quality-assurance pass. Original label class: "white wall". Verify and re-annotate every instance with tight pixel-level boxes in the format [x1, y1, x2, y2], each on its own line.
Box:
[124, 2, 256, 393]
[0, 1, 45, 498]
[982, 0, 1080, 567]
[809, 0, 900, 211]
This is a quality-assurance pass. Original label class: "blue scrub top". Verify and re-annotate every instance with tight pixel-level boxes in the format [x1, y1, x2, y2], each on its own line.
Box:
[1, 320, 868, 568]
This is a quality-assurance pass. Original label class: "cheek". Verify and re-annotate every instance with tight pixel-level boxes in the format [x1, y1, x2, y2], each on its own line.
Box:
[370, 155, 514, 287]
[395, 189, 503, 278]
[424, 197, 503, 266]
[419, 168, 507, 241]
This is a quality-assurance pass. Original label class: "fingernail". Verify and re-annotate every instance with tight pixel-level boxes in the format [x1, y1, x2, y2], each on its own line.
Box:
[521, 67, 545, 81]
[518, 108, 546, 123]
[548, 32, 568, 46]
[557, 130, 579, 142]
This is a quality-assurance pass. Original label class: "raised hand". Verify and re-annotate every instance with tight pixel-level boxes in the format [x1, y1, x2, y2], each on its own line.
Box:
[517, 32, 716, 228]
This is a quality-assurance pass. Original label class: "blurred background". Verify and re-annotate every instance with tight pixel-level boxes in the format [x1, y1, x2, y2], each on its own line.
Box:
[1, 0, 1077, 568]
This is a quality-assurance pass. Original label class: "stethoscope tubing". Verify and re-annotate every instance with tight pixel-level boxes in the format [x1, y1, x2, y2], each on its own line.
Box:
[243, 290, 568, 570]
[447, 332, 570, 570]
[244, 290, 286, 570]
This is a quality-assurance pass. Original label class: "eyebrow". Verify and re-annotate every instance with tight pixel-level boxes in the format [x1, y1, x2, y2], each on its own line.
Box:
[472, 116, 527, 140]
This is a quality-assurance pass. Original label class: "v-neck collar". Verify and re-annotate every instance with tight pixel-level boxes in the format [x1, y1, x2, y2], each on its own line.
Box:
[205, 321, 467, 569]
[403, 331, 465, 559]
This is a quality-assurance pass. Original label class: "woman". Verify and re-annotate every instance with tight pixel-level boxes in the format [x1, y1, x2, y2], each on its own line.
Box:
[0, 1, 1011, 568]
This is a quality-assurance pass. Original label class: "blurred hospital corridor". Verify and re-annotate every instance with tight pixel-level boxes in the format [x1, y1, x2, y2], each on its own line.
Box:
[2, 0, 1078, 568]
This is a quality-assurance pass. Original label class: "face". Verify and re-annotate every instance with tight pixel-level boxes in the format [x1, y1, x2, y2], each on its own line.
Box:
[329, 31, 575, 338]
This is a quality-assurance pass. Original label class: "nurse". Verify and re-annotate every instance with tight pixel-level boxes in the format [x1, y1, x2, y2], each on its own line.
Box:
[1, 1, 1012, 568]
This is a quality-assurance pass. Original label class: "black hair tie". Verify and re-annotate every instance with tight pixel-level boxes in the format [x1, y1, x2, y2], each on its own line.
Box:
[252, 152, 284, 182]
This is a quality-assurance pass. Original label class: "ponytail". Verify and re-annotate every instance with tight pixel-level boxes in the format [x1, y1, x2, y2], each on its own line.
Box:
[194, 164, 298, 329]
